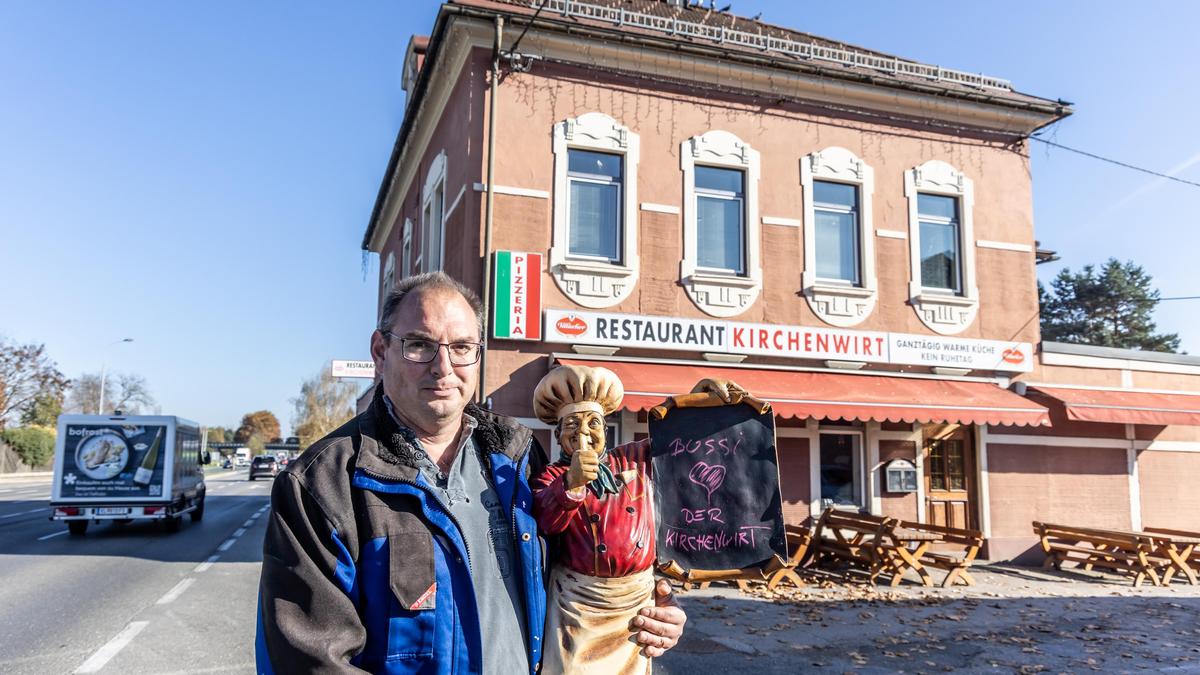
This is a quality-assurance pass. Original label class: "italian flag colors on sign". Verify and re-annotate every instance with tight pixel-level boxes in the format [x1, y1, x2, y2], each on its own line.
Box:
[493, 251, 542, 340]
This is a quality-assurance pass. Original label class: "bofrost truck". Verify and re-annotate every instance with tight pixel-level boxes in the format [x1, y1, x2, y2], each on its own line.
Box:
[50, 414, 210, 535]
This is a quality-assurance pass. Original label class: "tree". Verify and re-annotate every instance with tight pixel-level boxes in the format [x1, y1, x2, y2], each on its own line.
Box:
[66, 372, 157, 415]
[247, 435, 266, 456]
[0, 338, 69, 430]
[292, 367, 359, 448]
[20, 392, 63, 427]
[1040, 258, 1181, 352]
[235, 410, 281, 445]
[205, 426, 230, 445]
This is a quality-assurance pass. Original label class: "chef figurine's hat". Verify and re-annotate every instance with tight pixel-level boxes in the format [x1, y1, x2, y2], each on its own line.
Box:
[533, 365, 624, 425]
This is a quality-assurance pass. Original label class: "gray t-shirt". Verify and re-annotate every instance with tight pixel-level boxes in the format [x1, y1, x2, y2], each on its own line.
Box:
[383, 401, 529, 674]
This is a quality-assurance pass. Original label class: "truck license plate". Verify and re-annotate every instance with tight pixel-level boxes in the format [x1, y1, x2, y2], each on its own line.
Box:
[96, 507, 130, 516]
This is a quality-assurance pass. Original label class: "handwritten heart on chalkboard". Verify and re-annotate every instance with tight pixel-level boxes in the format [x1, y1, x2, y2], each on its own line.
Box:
[688, 461, 727, 504]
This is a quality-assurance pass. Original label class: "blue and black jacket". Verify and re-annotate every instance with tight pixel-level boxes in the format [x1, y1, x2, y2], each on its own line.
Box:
[256, 387, 547, 674]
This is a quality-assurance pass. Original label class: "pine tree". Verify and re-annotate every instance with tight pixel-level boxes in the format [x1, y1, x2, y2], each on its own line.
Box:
[1039, 258, 1180, 352]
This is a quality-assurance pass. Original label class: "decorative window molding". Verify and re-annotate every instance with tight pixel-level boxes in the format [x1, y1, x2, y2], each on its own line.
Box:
[680, 130, 761, 317]
[381, 252, 395, 315]
[904, 160, 979, 335]
[421, 151, 447, 273]
[401, 219, 413, 279]
[550, 112, 640, 308]
[800, 147, 877, 327]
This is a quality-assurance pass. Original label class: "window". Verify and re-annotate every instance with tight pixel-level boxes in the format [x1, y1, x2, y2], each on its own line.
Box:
[694, 166, 745, 274]
[904, 160, 978, 334]
[401, 219, 413, 279]
[819, 432, 863, 508]
[927, 439, 965, 491]
[567, 149, 623, 262]
[813, 180, 860, 285]
[918, 194, 961, 293]
[679, 130, 761, 317]
[800, 147, 877, 327]
[381, 253, 395, 317]
[421, 152, 446, 273]
[549, 113, 640, 308]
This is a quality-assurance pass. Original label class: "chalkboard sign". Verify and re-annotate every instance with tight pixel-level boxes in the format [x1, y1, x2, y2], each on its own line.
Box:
[650, 397, 787, 576]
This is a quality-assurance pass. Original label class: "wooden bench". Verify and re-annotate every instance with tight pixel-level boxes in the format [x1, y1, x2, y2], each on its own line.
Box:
[896, 520, 983, 587]
[1143, 527, 1200, 585]
[812, 508, 899, 585]
[761, 524, 813, 590]
[1032, 521, 1164, 587]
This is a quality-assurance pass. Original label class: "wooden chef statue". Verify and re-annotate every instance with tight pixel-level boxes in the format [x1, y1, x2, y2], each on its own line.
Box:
[533, 364, 657, 675]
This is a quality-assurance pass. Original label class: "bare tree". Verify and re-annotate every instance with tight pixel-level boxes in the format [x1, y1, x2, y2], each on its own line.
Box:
[0, 338, 69, 429]
[292, 367, 359, 448]
[66, 372, 157, 415]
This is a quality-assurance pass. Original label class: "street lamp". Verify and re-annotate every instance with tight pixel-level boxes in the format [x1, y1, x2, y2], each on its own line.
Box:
[98, 338, 134, 415]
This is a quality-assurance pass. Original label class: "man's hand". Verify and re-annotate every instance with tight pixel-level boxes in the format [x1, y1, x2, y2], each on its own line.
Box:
[691, 378, 748, 403]
[566, 447, 600, 490]
[631, 579, 686, 657]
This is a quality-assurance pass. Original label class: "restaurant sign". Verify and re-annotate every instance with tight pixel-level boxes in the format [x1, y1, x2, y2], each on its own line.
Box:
[543, 308, 1033, 372]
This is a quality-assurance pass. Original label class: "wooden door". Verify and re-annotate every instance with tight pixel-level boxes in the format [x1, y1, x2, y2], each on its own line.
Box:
[924, 426, 977, 530]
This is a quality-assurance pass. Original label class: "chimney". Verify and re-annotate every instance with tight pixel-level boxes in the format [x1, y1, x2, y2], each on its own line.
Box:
[402, 35, 431, 96]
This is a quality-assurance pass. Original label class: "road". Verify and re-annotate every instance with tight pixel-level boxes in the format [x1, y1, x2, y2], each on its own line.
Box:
[0, 470, 269, 674]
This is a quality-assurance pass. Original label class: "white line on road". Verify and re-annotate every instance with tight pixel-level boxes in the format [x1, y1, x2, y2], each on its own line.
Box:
[242, 519, 255, 528]
[74, 620, 149, 673]
[0, 508, 44, 519]
[195, 555, 220, 573]
[37, 530, 69, 541]
[217, 538, 236, 552]
[233, 527, 247, 537]
[249, 484, 264, 490]
[156, 578, 196, 605]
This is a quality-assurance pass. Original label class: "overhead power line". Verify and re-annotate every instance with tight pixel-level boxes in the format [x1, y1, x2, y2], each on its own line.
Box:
[1030, 136, 1200, 189]
[1157, 296, 1200, 302]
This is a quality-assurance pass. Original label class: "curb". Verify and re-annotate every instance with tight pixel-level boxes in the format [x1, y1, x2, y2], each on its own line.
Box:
[0, 471, 53, 480]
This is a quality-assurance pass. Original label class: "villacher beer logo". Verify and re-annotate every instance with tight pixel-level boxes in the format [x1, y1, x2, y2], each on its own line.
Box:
[1000, 347, 1026, 365]
[554, 314, 588, 337]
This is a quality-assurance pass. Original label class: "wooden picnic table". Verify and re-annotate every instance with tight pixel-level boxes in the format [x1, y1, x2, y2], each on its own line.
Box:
[1136, 527, 1200, 585]
[1031, 522, 1200, 587]
[883, 526, 941, 587]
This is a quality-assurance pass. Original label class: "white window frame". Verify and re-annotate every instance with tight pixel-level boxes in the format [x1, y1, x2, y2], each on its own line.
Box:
[565, 149, 624, 263]
[818, 429, 866, 511]
[401, 218, 413, 279]
[905, 160, 979, 335]
[801, 147, 877, 327]
[550, 112, 639, 308]
[680, 130, 761, 317]
[693, 166, 746, 275]
[381, 252, 395, 315]
[421, 151, 447, 273]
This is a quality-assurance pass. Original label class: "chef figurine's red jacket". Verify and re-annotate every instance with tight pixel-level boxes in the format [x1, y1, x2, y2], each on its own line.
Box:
[533, 438, 656, 577]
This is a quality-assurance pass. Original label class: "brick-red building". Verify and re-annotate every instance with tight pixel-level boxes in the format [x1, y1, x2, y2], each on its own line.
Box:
[361, 0, 1200, 561]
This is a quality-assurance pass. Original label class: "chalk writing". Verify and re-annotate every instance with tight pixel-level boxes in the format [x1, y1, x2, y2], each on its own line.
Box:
[663, 525, 772, 553]
[667, 435, 744, 457]
[680, 507, 724, 524]
[687, 461, 726, 505]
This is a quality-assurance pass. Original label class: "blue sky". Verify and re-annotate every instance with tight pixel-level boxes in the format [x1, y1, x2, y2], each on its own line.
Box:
[1, 1, 1197, 432]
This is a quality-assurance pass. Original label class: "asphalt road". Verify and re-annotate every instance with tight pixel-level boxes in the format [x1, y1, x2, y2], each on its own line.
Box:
[0, 470, 270, 674]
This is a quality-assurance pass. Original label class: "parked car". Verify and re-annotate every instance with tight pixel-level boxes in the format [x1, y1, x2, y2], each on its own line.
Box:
[248, 455, 279, 481]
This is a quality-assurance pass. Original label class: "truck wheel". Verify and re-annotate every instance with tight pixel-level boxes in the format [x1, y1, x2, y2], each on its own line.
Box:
[164, 515, 182, 533]
[190, 496, 205, 522]
[68, 521, 88, 536]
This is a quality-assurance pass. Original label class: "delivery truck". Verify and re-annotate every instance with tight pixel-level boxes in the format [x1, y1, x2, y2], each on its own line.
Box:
[50, 414, 210, 535]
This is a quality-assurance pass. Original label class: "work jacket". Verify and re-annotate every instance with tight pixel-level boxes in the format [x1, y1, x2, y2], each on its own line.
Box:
[256, 387, 547, 674]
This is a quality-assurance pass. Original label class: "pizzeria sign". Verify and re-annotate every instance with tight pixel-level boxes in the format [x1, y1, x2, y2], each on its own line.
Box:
[544, 308, 1032, 373]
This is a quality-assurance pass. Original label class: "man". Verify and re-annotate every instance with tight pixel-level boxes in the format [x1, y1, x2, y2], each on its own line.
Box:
[256, 272, 688, 674]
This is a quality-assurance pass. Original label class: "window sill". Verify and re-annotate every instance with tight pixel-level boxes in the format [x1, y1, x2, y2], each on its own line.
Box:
[803, 280, 878, 327]
[909, 288, 979, 335]
[558, 258, 635, 277]
[550, 258, 638, 308]
[684, 271, 758, 289]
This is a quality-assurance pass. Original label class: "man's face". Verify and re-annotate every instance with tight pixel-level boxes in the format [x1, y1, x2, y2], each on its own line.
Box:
[369, 287, 480, 434]
[557, 410, 605, 457]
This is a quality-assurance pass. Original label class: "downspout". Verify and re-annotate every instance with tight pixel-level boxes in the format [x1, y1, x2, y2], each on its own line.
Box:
[478, 16, 503, 406]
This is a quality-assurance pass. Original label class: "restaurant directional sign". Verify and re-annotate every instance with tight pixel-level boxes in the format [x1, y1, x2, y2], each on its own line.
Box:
[543, 308, 1033, 373]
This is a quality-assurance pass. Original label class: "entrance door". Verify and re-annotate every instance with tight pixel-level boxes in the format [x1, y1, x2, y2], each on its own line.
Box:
[924, 426, 977, 530]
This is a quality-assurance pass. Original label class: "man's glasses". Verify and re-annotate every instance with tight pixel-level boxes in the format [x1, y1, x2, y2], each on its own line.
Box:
[382, 332, 484, 366]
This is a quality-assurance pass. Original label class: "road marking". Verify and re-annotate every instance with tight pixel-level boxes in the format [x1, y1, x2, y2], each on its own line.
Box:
[0, 508, 43, 519]
[37, 530, 69, 541]
[217, 538, 236, 552]
[156, 578, 196, 605]
[249, 484, 264, 490]
[242, 518, 255, 528]
[74, 620, 149, 673]
[233, 527, 247, 537]
[194, 555, 220, 573]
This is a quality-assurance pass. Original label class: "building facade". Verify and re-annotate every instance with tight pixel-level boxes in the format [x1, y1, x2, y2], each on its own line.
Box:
[362, 0, 1200, 562]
